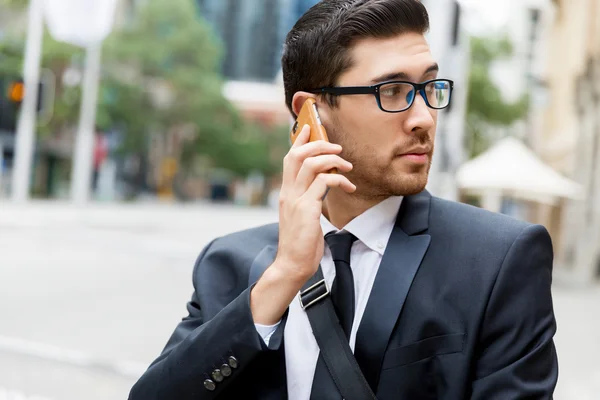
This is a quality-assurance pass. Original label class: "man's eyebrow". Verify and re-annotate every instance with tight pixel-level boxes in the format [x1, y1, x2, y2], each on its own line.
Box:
[369, 63, 440, 84]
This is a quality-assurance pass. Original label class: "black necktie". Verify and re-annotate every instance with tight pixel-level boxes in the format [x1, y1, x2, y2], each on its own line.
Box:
[325, 231, 358, 338]
[310, 230, 358, 399]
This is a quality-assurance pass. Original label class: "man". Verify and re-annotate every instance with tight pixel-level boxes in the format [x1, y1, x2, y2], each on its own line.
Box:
[92, 129, 108, 193]
[129, 0, 558, 399]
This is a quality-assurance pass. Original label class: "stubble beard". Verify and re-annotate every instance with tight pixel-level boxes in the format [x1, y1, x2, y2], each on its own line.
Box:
[329, 126, 434, 200]
[344, 150, 433, 200]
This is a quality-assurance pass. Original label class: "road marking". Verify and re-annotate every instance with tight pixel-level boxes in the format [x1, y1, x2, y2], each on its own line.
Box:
[0, 335, 147, 379]
[0, 387, 52, 400]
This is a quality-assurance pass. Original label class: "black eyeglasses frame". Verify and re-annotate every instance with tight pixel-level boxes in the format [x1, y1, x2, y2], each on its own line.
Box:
[308, 78, 454, 113]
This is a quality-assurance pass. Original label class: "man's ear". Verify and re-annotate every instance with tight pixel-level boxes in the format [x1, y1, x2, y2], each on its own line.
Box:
[291, 91, 316, 116]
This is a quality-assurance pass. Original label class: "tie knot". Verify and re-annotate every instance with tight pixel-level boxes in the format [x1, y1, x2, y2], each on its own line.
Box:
[325, 231, 357, 264]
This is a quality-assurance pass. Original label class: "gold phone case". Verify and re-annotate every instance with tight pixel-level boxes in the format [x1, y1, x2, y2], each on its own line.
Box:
[290, 98, 330, 144]
[289, 98, 336, 174]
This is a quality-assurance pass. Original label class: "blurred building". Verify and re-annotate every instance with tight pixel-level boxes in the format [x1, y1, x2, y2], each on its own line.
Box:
[195, 0, 319, 81]
[538, 0, 600, 283]
[487, 0, 554, 146]
[194, 0, 319, 126]
[197, 0, 290, 81]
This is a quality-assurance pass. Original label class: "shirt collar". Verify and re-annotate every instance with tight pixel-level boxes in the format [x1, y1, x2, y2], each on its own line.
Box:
[320, 196, 403, 255]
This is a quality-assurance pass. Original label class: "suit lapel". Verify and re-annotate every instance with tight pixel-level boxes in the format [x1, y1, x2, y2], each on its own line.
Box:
[354, 190, 432, 392]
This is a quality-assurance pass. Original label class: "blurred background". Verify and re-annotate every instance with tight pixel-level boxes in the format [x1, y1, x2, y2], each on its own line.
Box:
[0, 0, 598, 399]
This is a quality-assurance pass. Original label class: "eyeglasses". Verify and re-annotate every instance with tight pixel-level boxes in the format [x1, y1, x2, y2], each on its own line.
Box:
[309, 78, 454, 113]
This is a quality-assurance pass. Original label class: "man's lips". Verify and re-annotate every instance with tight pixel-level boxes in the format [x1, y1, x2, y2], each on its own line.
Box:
[395, 148, 431, 163]
[398, 153, 429, 163]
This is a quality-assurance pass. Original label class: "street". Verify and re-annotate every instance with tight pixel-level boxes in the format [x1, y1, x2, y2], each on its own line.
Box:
[0, 201, 599, 399]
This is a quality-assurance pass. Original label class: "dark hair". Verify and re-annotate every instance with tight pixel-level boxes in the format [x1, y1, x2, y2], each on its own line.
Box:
[281, 0, 430, 117]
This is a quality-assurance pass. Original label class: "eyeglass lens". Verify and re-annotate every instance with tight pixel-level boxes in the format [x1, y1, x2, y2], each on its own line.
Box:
[379, 80, 451, 111]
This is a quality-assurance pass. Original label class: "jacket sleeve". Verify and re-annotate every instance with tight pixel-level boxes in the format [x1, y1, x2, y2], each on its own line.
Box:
[128, 239, 286, 400]
[471, 224, 558, 399]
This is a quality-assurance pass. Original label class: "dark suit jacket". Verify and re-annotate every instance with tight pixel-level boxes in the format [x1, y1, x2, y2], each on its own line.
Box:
[129, 190, 558, 399]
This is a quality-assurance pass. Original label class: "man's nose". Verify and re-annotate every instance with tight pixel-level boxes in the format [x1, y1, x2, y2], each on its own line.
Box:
[404, 91, 435, 133]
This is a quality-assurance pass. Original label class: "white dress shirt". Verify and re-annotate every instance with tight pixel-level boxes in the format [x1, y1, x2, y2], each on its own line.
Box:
[255, 196, 403, 400]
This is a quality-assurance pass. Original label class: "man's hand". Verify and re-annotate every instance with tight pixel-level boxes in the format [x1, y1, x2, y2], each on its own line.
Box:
[250, 124, 355, 325]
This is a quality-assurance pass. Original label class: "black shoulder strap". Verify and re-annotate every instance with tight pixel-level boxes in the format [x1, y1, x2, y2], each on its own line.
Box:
[300, 267, 378, 400]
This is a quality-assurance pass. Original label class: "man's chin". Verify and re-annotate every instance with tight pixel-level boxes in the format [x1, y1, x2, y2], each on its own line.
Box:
[388, 172, 429, 196]
[399, 185, 427, 196]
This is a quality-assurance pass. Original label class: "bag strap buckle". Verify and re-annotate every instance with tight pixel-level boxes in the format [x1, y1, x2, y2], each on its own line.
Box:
[300, 279, 329, 310]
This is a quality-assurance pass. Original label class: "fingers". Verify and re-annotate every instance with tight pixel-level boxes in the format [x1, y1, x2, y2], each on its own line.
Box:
[282, 133, 342, 187]
[294, 154, 352, 193]
[291, 124, 311, 148]
[302, 173, 356, 202]
[282, 124, 354, 203]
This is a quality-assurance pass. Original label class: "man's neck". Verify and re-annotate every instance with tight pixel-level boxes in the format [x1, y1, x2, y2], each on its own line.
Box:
[322, 188, 389, 229]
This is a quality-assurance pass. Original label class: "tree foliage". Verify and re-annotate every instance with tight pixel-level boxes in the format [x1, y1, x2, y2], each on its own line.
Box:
[102, 0, 288, 179]
[466, 36, 530, 158]
[0, 0, 27, 8]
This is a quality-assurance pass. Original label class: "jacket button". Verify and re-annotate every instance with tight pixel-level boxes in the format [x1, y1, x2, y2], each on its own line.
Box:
[204, 379, 216, 391]
[212, 369, 224, 383]
[220, 364, 232, 377]
[228, 356, 239, 369]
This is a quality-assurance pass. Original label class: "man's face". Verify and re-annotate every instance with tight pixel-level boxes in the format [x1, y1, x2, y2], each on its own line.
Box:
[319, 32, 438, 199]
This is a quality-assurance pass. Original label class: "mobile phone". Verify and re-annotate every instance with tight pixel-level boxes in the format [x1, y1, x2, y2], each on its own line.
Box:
[290, 98, 335, 199]
[289, 98, 331, 145]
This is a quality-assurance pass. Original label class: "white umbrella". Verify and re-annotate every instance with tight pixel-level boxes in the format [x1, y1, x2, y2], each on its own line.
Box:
[456, 136, 583, 204]
[43, 0, 118, 47]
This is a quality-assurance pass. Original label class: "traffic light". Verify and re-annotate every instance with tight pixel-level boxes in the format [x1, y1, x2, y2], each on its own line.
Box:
[0, 75, 51, 173]
[0, 76, 23, 133]
[7, 80, 25, 103]
[0, 75, 48, 133]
